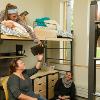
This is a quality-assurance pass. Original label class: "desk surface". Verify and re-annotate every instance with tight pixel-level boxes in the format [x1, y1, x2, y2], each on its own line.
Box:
[30, 68, 58, 79]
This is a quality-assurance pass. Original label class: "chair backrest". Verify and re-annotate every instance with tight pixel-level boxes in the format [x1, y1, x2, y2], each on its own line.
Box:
[1, 76, 9, 100]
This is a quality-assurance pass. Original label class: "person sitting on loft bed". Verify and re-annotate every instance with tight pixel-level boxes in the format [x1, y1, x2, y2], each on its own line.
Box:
[54, 71, 76, 100]
[7, 54, 46, 100]
[0, 3, 41, 44]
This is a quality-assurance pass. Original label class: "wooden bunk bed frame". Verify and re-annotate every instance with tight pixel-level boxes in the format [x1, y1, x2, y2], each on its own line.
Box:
[0, 34, 72, 41]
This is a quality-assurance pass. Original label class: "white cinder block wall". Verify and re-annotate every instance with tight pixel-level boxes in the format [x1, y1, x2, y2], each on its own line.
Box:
[0, 41, 37, 69]
[73, 0, 90, 98]
[0, 0, 52, 26]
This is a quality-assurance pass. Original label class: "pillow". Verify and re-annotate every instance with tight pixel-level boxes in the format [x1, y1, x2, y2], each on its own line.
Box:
[34, 27, 57, 39]
[1, 20, 30, 37]
[44, 20, 57, 30]
[44, 20, 57, 25]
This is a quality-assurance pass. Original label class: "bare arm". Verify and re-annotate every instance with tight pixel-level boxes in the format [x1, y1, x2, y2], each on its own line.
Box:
[18, 93, 37, 100]
[1, 20, 15, 28]
[35, 53, 43, 69]
[23, 53, 43, 76]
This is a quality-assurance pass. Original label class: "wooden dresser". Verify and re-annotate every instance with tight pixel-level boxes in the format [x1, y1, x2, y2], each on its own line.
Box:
[47, 72, 58, 99]
[31, 68, 59, 99]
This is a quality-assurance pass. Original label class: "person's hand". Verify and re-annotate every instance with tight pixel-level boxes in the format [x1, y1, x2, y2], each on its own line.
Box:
[37, 53, 43, 61]
[58, 95, 62, 99]
[64, 96, 70, 99]
[37, 41, 43, 46]
[58, 96, 66, 100]
[2, 20, 15, 29]
[32, 98, 38, 100]
[61, 96, 66, 100]
[35, 53, 43, 69]
[60, 96, 70, 100]
[19, 15, 25, 20]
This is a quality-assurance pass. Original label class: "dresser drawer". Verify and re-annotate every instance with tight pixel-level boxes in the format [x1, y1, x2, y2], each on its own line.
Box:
[34, 83, 46, 92]
[48, 85, 55, 99]
[35, 90, 46, 98]
[33, 76, 46, 97]
[48, 78, 57, 87]
[48, 73, 59, 99]
[34, 76, 46, 84]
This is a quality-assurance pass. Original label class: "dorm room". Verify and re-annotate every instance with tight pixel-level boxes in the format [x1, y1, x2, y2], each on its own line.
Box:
[0, 0, 100, 100]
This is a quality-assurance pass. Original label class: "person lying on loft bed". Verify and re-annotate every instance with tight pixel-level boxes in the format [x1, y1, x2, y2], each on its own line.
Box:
[0, 3, 41, 44]
[54, 71, 76, 100]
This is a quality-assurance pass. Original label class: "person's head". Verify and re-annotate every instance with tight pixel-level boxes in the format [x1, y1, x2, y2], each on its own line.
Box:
[65, 71, 72, 81]
[9, 58, 25, 74]
[5, 3, 18, 21]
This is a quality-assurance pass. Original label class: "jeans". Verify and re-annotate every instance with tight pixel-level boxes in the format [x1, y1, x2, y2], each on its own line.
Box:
[37, 95, 47, 100]
[28, 91, 47, 100]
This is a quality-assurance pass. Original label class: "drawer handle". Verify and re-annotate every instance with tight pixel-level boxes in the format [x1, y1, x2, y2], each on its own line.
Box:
[38, 76, 42, 78]
[52, 86, 54, 87]
[52, 80, 54, 81]
[38, 83, 42, 85]
[39, 90, 42, 92]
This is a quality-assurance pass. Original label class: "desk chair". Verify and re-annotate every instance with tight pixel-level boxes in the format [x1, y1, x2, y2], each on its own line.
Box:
[1, 76, 9, 100]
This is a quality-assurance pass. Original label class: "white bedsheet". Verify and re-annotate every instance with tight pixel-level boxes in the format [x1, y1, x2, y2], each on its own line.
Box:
[1, 20, 30, 38]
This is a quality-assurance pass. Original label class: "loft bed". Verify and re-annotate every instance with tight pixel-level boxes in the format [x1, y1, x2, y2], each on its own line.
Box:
[0, 20, 72, 41]
[0, 22, 73, 66]
[0, 33, 72, 41]
[0, 34, 32, 41]
[0, 32, 72, 61]
[0, 25, 72, 60]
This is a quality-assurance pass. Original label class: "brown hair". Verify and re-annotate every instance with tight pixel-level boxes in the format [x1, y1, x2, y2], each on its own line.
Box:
[9, 57, 20, 74]
[4, 3, 17, 20]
